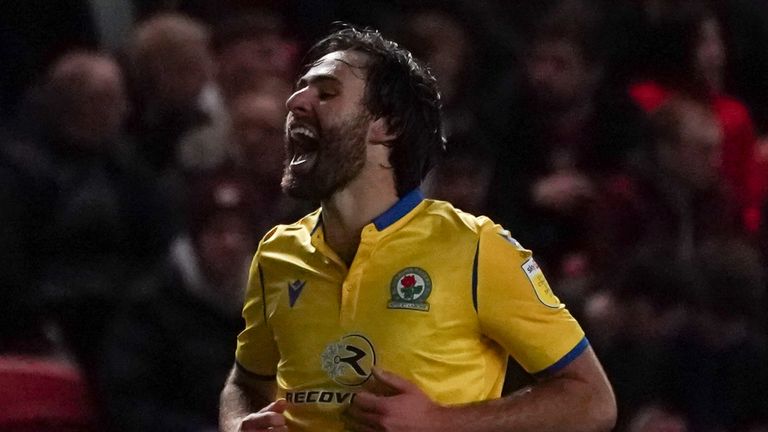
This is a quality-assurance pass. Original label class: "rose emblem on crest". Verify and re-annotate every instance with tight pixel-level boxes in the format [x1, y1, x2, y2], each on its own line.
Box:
[398, 274, 422, 300]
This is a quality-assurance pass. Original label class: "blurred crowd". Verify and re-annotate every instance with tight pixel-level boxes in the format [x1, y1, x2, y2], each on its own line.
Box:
[1, 0, 768, 431]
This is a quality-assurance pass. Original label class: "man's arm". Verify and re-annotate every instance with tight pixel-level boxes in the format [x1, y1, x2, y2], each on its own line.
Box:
[219, 364, 287, 432]
[345, 346, 616, 432]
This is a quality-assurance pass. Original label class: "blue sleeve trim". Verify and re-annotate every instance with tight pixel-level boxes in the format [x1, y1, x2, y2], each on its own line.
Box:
[472, 241, 480, 312]
[533, 337, 589, 378]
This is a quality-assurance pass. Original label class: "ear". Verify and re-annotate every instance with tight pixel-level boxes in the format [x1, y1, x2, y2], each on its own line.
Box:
[368, 117, 398, 145]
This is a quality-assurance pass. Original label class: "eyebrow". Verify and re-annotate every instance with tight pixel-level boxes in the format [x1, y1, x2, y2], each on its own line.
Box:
[335, 58, 367, 80]
[295, 58, 368, 89]
[295, 74, 341, 89]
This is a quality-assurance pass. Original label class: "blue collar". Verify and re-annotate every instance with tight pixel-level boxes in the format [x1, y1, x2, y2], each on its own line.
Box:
[372, 189, 424, 231]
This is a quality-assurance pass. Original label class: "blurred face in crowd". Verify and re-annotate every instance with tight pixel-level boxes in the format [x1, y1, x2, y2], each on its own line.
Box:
[50, 54, 128, 147]
[526, 39, 598, 110]
[627, 405, 688, 432]
[428, 157, 490, 215]
[217, 33, 298, 100]
[131, 15, 215, 110]
[404, 10, 468, 104]
[282, 50, 372, 201]
[230, 91, 287, 182]
[151, 40, 214, 108]
[196, 212, 255, 289]
[695, 18, 726, 92]
[660, 104, 721, 190]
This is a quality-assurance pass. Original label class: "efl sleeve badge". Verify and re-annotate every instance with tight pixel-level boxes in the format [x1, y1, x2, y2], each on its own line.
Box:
[521, 258, 560, 308]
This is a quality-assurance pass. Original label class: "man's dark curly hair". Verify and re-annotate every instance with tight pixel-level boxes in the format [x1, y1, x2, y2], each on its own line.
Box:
[304, 24, 446, 197]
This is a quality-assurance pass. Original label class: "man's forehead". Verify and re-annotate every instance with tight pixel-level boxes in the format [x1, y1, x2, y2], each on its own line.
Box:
[302, 50, 369, 80]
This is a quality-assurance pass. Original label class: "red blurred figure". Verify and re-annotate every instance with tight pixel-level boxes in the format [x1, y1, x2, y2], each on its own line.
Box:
[628, 0, 766, 234]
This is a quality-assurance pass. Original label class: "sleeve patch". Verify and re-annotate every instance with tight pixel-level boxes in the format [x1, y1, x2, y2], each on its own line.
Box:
[521, 258, 560, 308]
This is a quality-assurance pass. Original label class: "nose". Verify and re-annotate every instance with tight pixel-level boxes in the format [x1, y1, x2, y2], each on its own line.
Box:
[286, 87, 312, 117]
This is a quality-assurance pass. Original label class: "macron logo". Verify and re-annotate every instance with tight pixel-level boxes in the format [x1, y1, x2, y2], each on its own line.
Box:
[288, 280, 307, 307]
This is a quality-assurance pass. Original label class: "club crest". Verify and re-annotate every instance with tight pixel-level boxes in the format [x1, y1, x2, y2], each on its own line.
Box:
[388, 267, 431, 311]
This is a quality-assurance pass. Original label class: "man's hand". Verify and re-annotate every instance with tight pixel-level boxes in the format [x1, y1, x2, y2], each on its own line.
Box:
[343, 368, 446, 432]
[239, 399, 289, 432]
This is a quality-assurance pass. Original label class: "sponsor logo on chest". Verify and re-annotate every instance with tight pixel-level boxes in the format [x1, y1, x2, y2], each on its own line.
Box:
[321, 334, 376, 386]
[285, 390, 352, 404]
[284, 334, 377, 406]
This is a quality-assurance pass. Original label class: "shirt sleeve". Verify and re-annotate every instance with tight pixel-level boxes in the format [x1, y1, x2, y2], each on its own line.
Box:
[475, 221, 587, 376]
[235, 250, 280, 376]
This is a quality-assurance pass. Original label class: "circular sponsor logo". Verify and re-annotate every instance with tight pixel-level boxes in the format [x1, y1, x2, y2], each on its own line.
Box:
[321, 334, 376, 387]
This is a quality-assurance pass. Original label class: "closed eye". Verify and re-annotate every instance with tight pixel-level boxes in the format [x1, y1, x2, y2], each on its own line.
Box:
[296, 74, 341, 101]
[318, 90, 337, 101]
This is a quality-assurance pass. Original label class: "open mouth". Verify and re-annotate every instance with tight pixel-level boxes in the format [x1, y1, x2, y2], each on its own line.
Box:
[288, 125, 320, 171]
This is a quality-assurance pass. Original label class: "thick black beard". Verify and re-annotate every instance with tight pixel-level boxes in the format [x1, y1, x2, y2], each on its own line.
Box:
[281, 113, 369, 201]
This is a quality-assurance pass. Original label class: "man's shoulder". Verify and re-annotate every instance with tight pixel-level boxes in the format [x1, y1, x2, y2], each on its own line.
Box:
[424, 199, 531, 256]
[259, 208, 321, 249]
[420, 199, 498, 237]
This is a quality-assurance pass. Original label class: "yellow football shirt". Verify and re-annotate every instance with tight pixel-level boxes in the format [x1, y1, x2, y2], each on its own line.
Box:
[236, 189, 587, 431]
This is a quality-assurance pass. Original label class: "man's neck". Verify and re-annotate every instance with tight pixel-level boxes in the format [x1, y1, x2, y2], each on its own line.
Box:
[321, 173, 398, 266]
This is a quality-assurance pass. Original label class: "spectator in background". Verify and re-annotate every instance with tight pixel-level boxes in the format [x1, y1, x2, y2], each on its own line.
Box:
[179, 11, 306, 234]
[396, 2, 491, 146]
[99, 174, 258, 432]
[424, 132, 492, 216]
[588, 238, 768, 431]
[710, 0, 768, 138]
[394, 2, 497, 215]
[225, 90, 310, 235]
[124, 13, 229, 183]
[0, 0, 99, 124]
[228, 91, 286, 183]
[676, 239, 768, 431]
[586, 97, 768, 430]
[590, 97, 742, 269]
[179, 85, 309, 238]
[211, 11, 299, 103]
[0, 51, 173, 382]
[485, 0, 650, 287]
[41, 55, 127, 146]
[628, 0, 766, 234]
[584, 245, 700, 429]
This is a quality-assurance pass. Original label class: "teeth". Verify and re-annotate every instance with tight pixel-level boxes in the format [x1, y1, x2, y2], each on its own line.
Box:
[290, 153, 308, 166]
[292, 126, 317, 140]
[288, 125, 318, 169]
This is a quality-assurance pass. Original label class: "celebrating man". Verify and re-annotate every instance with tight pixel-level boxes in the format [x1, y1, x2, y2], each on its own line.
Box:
[220, 25, 616, 432]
